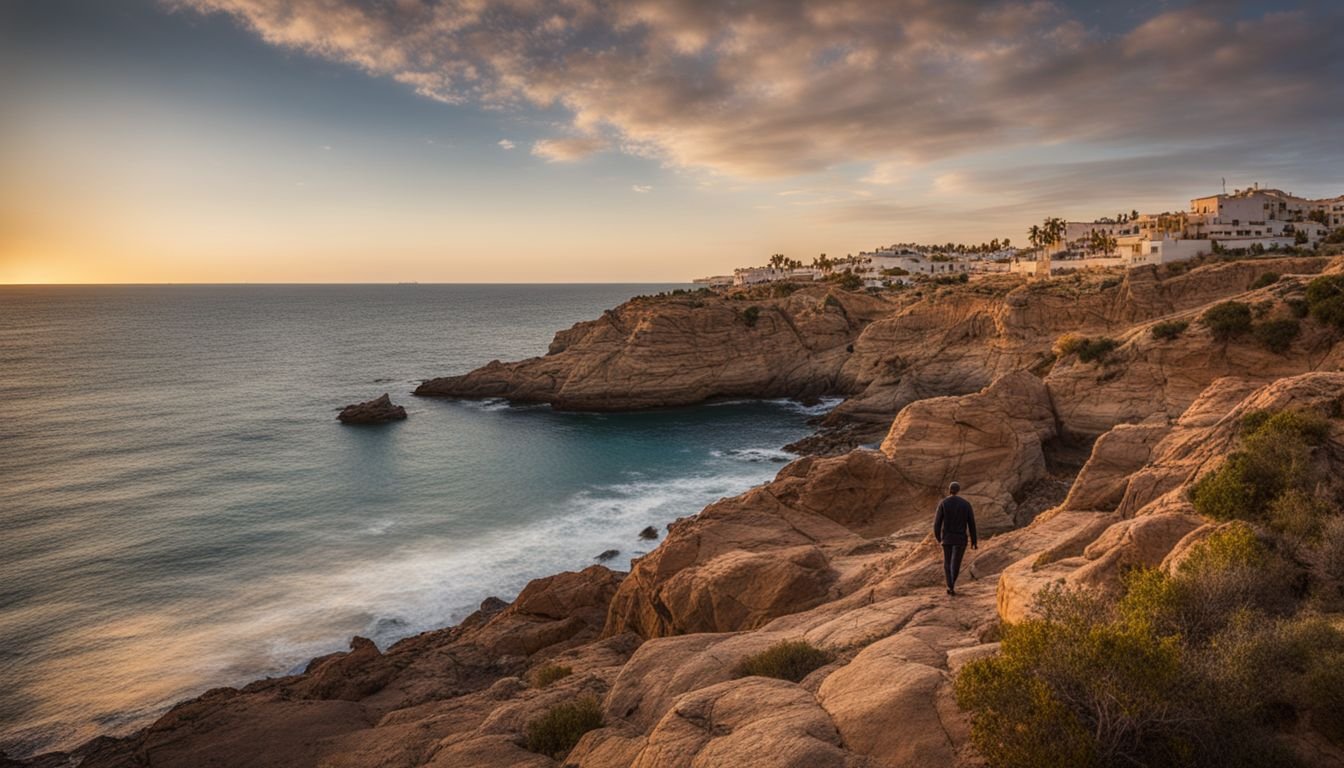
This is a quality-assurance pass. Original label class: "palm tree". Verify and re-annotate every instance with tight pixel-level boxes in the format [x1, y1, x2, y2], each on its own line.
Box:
[1028, 225, 1042, 250]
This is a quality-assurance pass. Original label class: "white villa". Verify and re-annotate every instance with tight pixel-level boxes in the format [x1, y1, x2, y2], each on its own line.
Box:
[696, 183, 1342, 286]
[1034, 185, 1342, 274]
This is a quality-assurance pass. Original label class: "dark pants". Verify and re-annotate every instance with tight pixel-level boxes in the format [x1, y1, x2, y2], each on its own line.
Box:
[943, 543, 966, 591]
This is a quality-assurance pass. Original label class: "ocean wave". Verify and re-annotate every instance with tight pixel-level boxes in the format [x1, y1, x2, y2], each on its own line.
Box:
[201, 465, 779, 684]
[767, 396, 845, 417]
[454, 397, 516, 412]
[710, 447, 796, 463]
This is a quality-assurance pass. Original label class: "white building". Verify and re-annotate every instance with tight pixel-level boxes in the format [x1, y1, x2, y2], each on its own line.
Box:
[1187, 187, 1338, 249]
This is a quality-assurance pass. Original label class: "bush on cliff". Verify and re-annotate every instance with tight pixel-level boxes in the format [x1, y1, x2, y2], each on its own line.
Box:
[1253, 318, 1301, 354]
[1201, 301, 1253, 341]
[1252, 271, 1281, 289]
[1306, 274, 1344, 329]
[741, 305, 762, 328]
[1054, 334, 1119, 363]
[826, 270, 864, 291]
[530, 664, 572, 689]
[956, 525, 1344, 768]
[1191, 408, 1330, 525]
[524, 696, 604, 759]
[1150, 320, 1189, 341]
[736, 640, 834, 683]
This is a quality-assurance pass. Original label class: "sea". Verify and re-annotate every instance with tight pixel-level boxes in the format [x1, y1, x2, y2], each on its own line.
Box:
[0, 284, 831, 758]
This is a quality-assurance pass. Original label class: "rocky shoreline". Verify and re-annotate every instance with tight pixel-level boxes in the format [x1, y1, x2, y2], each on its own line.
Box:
[20, 255, 1344, 767]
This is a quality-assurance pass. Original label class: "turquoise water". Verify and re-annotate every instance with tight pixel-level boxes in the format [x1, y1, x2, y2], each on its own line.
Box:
[0, 285, 826, 758]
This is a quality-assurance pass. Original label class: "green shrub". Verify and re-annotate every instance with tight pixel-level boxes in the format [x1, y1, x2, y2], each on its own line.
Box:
[933, 272, 970, 285]
[1286, 297, 1310, 318]
[955, 527, 1337, 768]
[1151, 320, 1189, 341]
[1054, 334, 1119, 363]
[1302, 630, 1344, 745]
[827, 270, 863, 290]
[530, 664, 572, 689]
[1253, 318, 1301, 353]
[1201, 301, 1253, 340]
[736, 640, 834, 683]
[524, 697, 604, 759]
[955, 584, 1266, 768]
[1251, 272, 1281, 289]
[1306, 275, 1344, 328]
[741, 305, 761, 328]
[1191, 408, 1331, 524]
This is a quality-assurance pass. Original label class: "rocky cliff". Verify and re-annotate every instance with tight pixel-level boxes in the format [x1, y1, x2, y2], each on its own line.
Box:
[31, 255, 1344, 767]
[415, 286, 891, 410]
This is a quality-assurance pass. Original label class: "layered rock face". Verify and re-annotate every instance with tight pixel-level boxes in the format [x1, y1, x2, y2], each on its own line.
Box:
[831, 255, 1333, 429]
[39, 255, 1344, 768]
[415, 287, 891, 410]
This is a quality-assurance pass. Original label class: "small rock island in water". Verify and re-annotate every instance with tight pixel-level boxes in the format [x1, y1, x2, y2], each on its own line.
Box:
[337, 393, 408, 424]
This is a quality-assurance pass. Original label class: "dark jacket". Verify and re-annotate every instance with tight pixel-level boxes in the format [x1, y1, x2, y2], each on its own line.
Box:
[934, 494, 977, 547]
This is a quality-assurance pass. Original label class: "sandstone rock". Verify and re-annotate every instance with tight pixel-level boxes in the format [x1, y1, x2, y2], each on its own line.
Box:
[880, 370, 1058, 533]
[628, 678, 854, 768]
[1047, 273, 1344, 439]
[415, 287, 890, 410]
[337, 393, 407, 424]
[1060, 418, 1169, 513]
[1070, 513, 1205, 591]
[816, 636, 955, 766]
[304, 636, 394, 700]
[475, 565, 624, 657]
[833, 256, 1332, 430]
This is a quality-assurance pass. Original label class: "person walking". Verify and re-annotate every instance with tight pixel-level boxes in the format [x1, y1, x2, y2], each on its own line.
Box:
[933, 481, 977, 596]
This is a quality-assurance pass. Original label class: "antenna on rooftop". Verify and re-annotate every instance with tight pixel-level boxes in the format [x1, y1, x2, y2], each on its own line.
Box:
[1222, 177, 1226, 195]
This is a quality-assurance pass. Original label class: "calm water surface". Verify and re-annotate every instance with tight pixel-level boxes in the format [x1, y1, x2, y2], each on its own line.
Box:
[0, 284, 825, 757]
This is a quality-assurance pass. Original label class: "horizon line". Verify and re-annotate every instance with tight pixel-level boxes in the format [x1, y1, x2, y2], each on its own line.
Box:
[0, 280, 701, 287]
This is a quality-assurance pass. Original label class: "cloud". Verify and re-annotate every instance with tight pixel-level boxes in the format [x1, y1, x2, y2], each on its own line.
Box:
[531, 135, 608, 162]
[496, 139, 515, 150]
[164, 1, 1344, 184]
[631, 184, 652, 193]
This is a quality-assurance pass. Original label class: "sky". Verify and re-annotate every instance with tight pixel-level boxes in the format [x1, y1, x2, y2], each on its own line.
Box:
[1, 0, 1342, 283]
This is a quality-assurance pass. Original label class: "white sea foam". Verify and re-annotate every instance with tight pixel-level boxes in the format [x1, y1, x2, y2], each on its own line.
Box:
[210, 465, 776, 678]
[768, 396, 845, 417]
[710, 447, 796, 463]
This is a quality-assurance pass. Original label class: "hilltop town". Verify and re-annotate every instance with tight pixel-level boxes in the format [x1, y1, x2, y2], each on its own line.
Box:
[697, 185, 1344, 287]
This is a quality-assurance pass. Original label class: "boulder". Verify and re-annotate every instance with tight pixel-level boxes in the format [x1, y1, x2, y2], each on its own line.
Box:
[628, 678, 854, 768]
[879, 370, 1058, 532]
[815, 635, 956, 766]
[337, 393, 407, 424]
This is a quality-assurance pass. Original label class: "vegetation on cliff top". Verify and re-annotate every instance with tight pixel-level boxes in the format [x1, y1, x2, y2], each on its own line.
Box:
[1150, 319, 1189, 341]
[1191, 408, 1333, 529]
[960, 406, 1344, 767]
[1054, 333, 1120, 364]
[1201, 301, 1253, 340]
[957, 524, 1344, 767]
